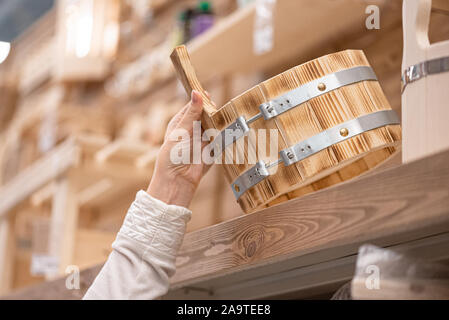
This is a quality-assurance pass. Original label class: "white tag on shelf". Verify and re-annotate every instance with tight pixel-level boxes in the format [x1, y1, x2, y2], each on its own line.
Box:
[253, 0, 276, 55]
[31, 254, 60, 276]
[38, 111, 57, 154]
[38, 86, 64, 153]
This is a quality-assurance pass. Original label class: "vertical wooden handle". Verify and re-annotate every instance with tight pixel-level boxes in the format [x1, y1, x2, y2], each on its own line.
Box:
[170, 45, 216, 115]
[402, 0, 431, 66]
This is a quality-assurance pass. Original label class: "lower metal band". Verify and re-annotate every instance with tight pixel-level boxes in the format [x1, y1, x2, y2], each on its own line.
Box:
[231, 110, 400, 200]
[231, 162, 270, 199]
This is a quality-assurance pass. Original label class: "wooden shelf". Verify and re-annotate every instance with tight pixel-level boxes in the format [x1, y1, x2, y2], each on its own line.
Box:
[188, 0, 381, 82]
[164, 148, 449, 298]
[0, 136, 156, 293]
[4, 148, 449, 299]
[169, 233, 449, 299]
[0, 136, 155, 219]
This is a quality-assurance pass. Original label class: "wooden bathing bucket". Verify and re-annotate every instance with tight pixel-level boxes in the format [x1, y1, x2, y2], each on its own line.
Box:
[171, 46, 402, 214]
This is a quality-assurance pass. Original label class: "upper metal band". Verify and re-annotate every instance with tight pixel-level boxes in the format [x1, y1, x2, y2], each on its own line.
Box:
[211, 66, 377, 157]
[402, 56, 449, 93]
[231, 110, 400, 199]
[259, 66, 377, 120]
[209, 116, 250, 157]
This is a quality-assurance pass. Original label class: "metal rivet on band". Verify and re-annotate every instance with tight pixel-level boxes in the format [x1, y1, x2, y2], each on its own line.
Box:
[317, 83, 327, 91]
[340, 128, 349, 137]
[234, 184, 240, 192]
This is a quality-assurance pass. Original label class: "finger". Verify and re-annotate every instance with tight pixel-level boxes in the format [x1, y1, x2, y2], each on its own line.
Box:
[170, 103, 190, 128]
[177, 90, 203, 132]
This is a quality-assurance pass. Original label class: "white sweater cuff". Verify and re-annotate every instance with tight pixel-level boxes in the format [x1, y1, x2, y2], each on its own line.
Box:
[114, 190, 192, 258]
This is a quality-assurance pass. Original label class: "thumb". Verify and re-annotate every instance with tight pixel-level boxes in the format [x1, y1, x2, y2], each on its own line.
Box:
[177, 90, 203, 131]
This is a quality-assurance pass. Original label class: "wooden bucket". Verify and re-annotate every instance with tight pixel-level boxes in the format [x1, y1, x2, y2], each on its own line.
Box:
[171, 46, 402, 214]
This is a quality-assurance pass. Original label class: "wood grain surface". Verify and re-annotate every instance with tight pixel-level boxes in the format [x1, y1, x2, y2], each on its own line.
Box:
[171, 147, 449, 286]
[4, 148, 449, 299]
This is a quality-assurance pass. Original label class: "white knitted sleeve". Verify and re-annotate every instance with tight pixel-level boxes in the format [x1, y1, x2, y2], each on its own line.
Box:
[83, 190, 191, 300]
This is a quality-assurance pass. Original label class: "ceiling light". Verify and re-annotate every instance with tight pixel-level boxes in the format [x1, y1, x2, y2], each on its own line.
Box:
[0, 41, 11, 64]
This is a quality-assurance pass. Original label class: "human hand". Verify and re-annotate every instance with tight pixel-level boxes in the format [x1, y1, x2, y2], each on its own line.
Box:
[147, 90, 212, 208]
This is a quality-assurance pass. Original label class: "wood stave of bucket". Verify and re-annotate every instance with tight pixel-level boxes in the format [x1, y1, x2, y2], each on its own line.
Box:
[171, 46, 401, 214]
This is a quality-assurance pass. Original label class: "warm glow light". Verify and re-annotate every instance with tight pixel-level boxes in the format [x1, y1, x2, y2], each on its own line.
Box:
[64, 0, 94, 58]
[75, 0, 93, 58]
[0, 41, 11, 64]
[102, 23, 119, 58]
[56, 0, 120, 80]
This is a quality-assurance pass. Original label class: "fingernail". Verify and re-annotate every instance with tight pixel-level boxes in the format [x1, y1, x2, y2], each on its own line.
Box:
[191, 90, 200, 105]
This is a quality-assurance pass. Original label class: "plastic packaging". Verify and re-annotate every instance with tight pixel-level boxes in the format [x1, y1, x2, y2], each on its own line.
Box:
[192, 1, 214, 38]
[351, 244, 449, 299]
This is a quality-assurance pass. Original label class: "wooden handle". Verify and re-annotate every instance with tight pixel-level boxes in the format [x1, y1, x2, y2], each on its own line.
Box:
[170, 45, 216, 115]
[402, 0, 431, 66]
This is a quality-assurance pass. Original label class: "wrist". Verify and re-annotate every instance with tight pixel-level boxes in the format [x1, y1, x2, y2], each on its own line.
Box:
[147, 170, 195, 208]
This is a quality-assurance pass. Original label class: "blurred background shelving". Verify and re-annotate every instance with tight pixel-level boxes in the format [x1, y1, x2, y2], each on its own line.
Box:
[0, 0, 449, 299]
